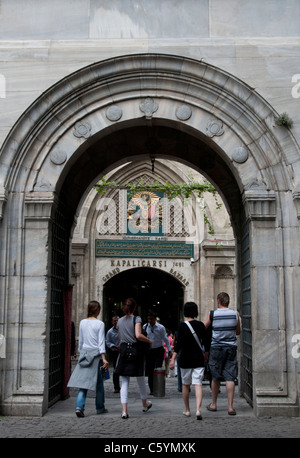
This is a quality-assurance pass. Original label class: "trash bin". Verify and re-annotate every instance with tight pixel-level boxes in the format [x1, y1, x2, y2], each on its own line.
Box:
[153, 367, 165, 397]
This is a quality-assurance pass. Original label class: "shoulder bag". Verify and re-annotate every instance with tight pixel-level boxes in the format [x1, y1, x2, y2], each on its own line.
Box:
[185, 321, 205, 353]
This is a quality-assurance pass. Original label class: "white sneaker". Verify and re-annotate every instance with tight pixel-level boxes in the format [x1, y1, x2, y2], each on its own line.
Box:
[183, 411, 191, 417]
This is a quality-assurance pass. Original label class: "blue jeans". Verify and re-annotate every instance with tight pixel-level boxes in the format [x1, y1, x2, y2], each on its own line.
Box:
[76, 363, 105, 413]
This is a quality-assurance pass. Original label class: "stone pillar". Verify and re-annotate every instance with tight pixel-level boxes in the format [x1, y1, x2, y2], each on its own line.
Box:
[1, 192, 55, 416]
[244, 187, 299, 416]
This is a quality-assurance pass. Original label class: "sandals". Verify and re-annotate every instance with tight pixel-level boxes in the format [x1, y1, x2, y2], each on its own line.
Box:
[206, 403, 236, 415]
[183, 410, 202, 419]
[143, 401, 152, 412]
[206, 403, 217, 412]
[196, 411, 202, 420]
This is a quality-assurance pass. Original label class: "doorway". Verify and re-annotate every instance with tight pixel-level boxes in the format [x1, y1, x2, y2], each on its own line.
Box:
[103, 267, 184, 333]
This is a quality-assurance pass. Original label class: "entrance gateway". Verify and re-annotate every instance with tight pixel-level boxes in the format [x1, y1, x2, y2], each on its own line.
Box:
[0, 54, 299, 417]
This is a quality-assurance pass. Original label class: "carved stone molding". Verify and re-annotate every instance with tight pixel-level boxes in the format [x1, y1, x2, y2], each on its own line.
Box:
[24, 192, 57, 220]
[214, 264, 234, 278]
[206, 119, 224, 137]
[74, 121, 91, 138]
[243, 189, 276, 221]
[139, 97, 158, 119]
[232, 146, 249, 163]
[176, 104, 192, 121]
[33, 178, 53, 192]
[106, 105, 123, 122]
[245, 179, 267, 191]
[201, 240, 236, 258]
[50, 149, 67, 165]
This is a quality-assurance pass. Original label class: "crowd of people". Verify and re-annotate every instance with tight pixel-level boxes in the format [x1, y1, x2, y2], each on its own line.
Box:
[67, 292, 241, 420]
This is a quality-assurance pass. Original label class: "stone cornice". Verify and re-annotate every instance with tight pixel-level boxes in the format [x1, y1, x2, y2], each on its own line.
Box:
[24, 191, 57, 220]
[243, 189, 276, 221]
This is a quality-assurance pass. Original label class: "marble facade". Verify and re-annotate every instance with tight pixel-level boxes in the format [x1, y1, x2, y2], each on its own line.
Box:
[0, 1, 299, 417]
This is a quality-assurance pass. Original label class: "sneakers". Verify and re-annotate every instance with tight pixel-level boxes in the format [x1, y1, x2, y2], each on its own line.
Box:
[142, 401, 152, 412]
[182, 411, 191, 417]
[121, 412, 129, 419]
[75, 409, 84, 417]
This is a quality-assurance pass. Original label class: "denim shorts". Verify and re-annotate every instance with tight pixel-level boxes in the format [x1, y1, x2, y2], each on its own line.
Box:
[208, 346, 237, 382]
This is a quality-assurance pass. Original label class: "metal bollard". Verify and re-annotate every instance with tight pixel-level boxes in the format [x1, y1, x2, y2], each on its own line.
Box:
[153, 367, 165, 397]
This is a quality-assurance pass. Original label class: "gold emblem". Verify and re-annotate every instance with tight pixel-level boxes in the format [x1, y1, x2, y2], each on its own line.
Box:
[127, 191, 162, 234]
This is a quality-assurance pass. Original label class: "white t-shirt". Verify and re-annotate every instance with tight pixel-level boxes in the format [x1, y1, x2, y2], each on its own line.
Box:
[78, 318, 106, 354]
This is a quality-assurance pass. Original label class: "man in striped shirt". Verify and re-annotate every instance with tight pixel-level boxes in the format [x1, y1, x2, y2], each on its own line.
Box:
[204, 292, 241, 415]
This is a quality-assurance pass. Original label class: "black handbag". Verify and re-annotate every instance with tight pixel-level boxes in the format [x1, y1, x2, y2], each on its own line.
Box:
[120, 342, 138, 361]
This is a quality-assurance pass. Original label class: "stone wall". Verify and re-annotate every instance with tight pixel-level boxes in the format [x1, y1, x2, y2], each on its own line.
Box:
[0, 0, 299, 147]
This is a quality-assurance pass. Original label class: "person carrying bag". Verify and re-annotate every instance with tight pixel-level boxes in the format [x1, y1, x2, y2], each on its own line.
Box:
[114, 298, 153, 418]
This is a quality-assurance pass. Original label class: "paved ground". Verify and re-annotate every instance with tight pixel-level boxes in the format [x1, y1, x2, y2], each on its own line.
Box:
[0, 374, 299, 443]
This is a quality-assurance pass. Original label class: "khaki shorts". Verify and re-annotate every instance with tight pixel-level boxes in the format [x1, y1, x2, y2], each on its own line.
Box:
[180, 367, 205, 385]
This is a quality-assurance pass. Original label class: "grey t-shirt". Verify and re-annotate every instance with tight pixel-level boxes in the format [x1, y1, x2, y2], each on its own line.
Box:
[117, 315, 142, 343]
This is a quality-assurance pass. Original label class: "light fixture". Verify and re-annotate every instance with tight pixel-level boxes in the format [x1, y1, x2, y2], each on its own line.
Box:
[190, 244, 201, 265]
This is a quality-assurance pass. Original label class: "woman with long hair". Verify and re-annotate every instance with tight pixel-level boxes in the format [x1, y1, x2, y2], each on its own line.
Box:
[115, 297, 152, 419]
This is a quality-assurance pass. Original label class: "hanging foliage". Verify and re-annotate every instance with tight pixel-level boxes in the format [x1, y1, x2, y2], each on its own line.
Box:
[95, 176, 216, 198]
[94, 176, 222, 235]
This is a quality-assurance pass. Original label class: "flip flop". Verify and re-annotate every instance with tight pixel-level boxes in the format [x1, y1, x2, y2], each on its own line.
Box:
[206, 403, 217, 412]
[143, 401, 152, 412]
[228, 409, 236, 416]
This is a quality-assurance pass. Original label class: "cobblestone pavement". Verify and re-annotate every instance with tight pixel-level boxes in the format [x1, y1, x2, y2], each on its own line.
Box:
[0, 376, 299, 442]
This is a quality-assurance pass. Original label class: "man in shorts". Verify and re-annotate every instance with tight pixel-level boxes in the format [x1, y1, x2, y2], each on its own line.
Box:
[204, 292, 241, 415]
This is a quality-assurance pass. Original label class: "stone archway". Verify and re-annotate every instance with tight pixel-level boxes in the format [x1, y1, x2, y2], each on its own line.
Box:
[0, 54, 299, 416]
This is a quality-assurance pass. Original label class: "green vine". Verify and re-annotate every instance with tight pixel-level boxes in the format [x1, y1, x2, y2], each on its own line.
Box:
[95, 176, 216, 198]
[94, 176, 221, 235]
